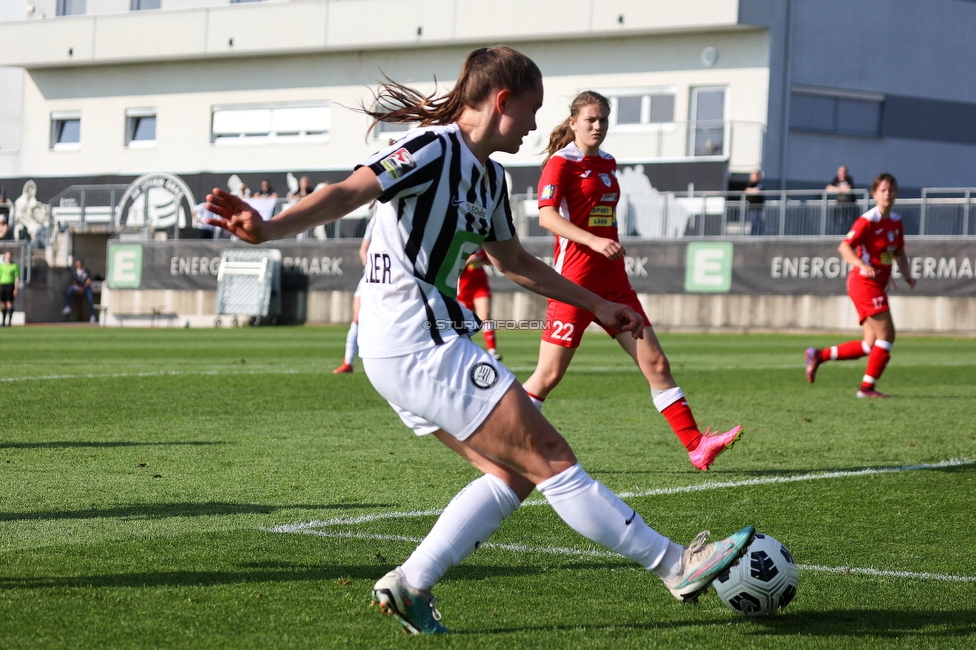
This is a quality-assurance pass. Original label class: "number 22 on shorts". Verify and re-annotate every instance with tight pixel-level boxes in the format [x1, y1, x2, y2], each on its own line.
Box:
[550, 319, 575, 342]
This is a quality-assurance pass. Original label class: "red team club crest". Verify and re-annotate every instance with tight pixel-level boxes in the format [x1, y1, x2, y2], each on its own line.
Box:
[380, 148, 417, 179]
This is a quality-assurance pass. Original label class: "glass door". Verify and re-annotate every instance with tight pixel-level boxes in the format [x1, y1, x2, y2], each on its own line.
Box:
[689, 87, 726, 156]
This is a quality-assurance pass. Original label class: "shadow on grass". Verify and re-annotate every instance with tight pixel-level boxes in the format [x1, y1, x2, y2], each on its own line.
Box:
[461, 609, 976, 639]
[0, 441, 228, 449]
[0, 561, 625, 590]
[0, 502, 389, 522]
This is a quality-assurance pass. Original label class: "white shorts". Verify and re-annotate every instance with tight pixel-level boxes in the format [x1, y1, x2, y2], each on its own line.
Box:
[362, 336, 516, 440]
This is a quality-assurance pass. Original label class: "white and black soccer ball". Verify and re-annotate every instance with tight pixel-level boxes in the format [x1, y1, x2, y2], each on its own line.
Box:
[713, 533, 798, 617]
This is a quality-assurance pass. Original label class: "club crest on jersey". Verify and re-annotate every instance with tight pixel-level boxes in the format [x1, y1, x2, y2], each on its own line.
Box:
[541, 184, 556, 200]
[379, 148, 416, 180]
[888, 231, 895, 242]
[601, 193, 618, 202]
[599, 173, 612, 187]
[470, 362, 498, 389]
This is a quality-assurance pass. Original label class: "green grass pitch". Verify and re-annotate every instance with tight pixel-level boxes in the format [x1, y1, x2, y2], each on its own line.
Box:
[0, 326, 973, 648]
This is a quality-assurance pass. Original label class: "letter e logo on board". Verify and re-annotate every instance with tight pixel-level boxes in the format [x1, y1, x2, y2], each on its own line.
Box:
[684, 242, 733, 293]
[107, 244, 143, 289]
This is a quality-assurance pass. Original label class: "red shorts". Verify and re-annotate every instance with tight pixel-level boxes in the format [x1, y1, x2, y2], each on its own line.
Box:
[847, 275, 889, 324]
[457, 268, 491, 309]
[541, 286, 650, 349]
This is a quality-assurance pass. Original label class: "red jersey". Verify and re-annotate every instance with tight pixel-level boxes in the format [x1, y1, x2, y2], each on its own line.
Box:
[538, 143, 628, 290]
[844, 207, 904, 287]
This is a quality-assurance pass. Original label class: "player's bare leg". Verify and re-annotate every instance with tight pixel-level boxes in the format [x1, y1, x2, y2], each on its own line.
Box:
[616, 327, 742, 471]
[522, 340, 578, 408]
[472, 295, 500, 360]
[857, 312, 896, 398]
[334, 296, 360, 374]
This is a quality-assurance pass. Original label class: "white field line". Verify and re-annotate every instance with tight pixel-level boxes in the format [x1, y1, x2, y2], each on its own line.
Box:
[266, 457, 976, 583]
[0, 368, 303, 383]
[505, 360, 976, 373]
[2, 359, 973, 383]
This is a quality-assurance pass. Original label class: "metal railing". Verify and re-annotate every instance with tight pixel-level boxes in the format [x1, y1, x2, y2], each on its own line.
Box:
[513, 188, 976, 239]
[42, 183, 976, 241]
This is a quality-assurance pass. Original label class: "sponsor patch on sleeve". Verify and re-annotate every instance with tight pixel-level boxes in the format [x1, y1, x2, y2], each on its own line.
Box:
[845, 229, 856, 240]
[541, 184, 556, 200]
[379, 148, 417, 180]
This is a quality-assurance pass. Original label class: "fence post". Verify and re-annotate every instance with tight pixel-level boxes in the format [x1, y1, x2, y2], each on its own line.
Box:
[109, 189, 117, 229]
[79, 188, 86, 228]
[820, 191, 827, 236]
[779, 190, 787, 236]
[965, 190, 971, 236]
[919, 189, 927, 236]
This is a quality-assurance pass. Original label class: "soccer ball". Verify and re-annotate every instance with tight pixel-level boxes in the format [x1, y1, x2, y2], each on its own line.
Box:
[713, 533, 798, 617]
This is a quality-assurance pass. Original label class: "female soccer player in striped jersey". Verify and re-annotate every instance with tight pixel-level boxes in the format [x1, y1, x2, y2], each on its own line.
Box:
[805, 173, 916, 396]
[205, 46, 754, 635]
[522, 91, 743, 471]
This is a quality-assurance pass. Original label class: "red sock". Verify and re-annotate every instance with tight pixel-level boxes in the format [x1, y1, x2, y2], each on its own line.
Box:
[860, 341, 892, 391]
[821, 340, 871, 362]
[661, 400, 702, 451]
[483, 327, 496, 350]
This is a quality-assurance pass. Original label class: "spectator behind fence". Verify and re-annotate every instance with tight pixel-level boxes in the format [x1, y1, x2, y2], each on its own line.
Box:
[0, 215, 10, 241]
[193, 202, 217, 239]
[61, 258, 96, 323]
[826, 165, 857, 234]
[0, 250, 19, 327]
[253, 179, 278, 198]
[745, 169, 765, 235]
[288, 175, 315, 199]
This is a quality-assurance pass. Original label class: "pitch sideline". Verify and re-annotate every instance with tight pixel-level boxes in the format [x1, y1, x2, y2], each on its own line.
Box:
[266, 457, 976, 583]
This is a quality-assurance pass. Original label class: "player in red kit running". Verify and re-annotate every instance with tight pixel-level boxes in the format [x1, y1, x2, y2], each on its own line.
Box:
[805, 173, 916, 397]
[457, 247, 501, 360]
[522, 91, 743, 471]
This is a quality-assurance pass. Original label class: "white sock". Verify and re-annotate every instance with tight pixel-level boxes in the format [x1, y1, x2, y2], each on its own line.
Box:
[526, 393, 544, 410]
[651, 386, 684, 412]
[400, 473, 520, 591]
[536, 464, 669, 569]
[344, 322, 359, 365]
[653, 541, 685, 583]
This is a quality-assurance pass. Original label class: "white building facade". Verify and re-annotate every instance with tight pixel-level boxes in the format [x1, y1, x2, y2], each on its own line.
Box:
[1, 0, 975, 201]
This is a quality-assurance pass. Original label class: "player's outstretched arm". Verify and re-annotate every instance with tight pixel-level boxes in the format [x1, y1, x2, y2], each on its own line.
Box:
[206, 167, 383, 243]
[483, 237, 642, 339]
[538, 205, 624, 260]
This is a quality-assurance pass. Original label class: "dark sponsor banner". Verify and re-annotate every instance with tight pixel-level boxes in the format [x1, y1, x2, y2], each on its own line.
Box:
[107, 241, 361, 291]
[108, 239, 976, 297]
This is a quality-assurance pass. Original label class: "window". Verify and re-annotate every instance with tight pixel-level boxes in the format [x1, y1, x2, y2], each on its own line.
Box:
[51, 112, 81, 150]
[607, 91, 675, 127]
[57, 0, 85, 15]
[689, 87, 726, 156]
[211, 104, 330, 144]
[130, 0, 160, 10]
[790, 87, 883, 137]
[126, 109, 156, 147]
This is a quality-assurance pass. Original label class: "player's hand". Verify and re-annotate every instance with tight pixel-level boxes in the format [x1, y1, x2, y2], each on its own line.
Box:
[906, 276, 917, 289]
[595, 300, 644, 340]
[858, 264, 876, 279]
[205, 189, 268, 244]
[590, 237, 625, 260]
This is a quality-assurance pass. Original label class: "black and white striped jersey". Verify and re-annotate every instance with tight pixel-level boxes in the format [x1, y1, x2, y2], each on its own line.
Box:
[355, 123, 516, 358]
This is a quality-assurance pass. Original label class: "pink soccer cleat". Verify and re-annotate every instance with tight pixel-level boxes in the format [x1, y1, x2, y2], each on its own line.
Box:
[688, 425, 743, 471]
[332, 362, 354, 374]
[805, 348, 822, 384]
[855, 389, 889, 398]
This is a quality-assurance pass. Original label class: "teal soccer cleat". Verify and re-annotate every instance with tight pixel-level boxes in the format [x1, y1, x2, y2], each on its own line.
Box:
[666, 526, 756, 604]
[372, 567, 450, 635]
